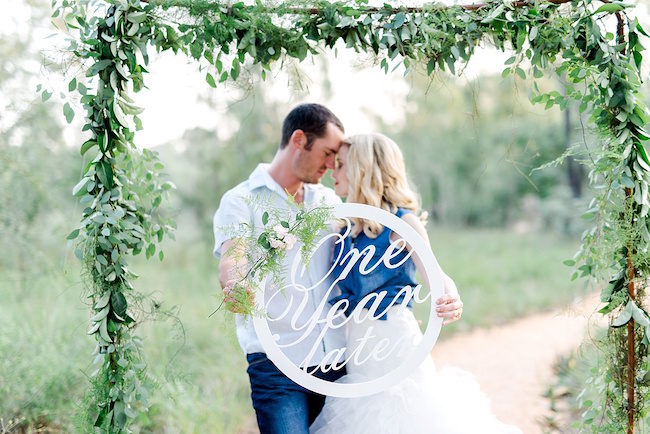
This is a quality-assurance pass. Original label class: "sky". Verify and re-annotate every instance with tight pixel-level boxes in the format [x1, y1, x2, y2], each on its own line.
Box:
[3, 0, 649, 149]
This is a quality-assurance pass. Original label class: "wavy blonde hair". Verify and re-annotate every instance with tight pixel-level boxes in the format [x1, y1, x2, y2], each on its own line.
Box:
[344, 133, 427, 238]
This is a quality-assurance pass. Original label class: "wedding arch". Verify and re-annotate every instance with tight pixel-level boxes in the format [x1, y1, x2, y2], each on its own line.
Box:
[50, 0, 648, 432]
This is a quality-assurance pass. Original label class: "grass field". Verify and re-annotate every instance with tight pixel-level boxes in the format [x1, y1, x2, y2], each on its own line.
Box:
[0, 226, 587, 433]
[415, 226, 590, 335]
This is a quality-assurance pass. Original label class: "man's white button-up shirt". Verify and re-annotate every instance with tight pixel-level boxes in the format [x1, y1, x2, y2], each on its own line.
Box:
[213, 163, 346, 367]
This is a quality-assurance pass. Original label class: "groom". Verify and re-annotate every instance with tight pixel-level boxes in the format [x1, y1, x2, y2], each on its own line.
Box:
[213, 103, 348, 434]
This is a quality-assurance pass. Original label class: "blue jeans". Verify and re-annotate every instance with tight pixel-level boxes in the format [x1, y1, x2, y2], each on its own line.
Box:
[246, 352, 346, 434]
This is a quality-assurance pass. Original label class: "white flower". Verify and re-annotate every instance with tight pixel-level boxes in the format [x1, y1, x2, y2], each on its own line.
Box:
[270, 238, 286, 249]
[273, 224, 289, 237]
[283, 233, 297, 250]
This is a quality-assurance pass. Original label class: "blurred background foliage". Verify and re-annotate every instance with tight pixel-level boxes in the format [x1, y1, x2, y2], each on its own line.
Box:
[2, 0, 649, 432]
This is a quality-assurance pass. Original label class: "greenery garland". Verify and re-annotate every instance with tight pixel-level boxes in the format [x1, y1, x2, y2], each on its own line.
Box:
[48, 0, 648, 432]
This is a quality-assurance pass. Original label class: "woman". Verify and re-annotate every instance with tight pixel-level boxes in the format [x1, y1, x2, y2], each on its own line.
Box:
[310, 133, 522, 434]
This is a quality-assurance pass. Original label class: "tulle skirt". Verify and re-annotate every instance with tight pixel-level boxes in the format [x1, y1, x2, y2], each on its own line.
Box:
[309, 307, 523, 434]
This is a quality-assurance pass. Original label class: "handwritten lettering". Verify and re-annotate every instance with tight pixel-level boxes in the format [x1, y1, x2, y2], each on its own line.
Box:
[264, 220, 431, 371]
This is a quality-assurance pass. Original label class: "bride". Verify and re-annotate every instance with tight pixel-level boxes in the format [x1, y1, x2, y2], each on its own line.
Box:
[309, 133, 522, 434]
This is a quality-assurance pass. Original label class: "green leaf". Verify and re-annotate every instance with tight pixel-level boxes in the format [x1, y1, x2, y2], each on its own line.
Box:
[42, 90, 52, 102]
[190, 41, 203, 59]
[97, 134, 105, 152]
[515, 67, 526, 80]
[631, 302, 650, 327]
[206, 72, 216, 88]
[67, 228, 80, 240]
[257, 232, 271, 249]
[126, 11, 148, 24]
[427, 58, 435, 76]
[113, 401, 127, 428]
[481, 4, 504, 23]
[80, 139, 97, 156]
[262, 211, 269, 225]
[63, 102, 74, 123]
[563, 259, 575, 266]
[111, 291, 128, 318]
[393, 12, 406, 28]
[594, 3, 625, 14]
[93, 407, 110, 427]
[231, 62, 240, 81]
[636, 143, 650, 166]
[89, 59, 112, 75]
[146, 243, 155, 259]
[612, 302, 633, 327]
[68, 78, 77, 92]
[72, 177, 89, 196]
[96, 160, 114, 189]
[621, 174, 636, 188]
[581, 210, 597, 221]
[529, 26, 538, 41]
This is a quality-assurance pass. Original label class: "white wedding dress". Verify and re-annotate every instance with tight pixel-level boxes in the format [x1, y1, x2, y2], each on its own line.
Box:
[310, 306, 523, 434]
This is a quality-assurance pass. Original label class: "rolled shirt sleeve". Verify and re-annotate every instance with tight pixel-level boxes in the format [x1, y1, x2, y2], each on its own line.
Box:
[212, 191, 251, 259]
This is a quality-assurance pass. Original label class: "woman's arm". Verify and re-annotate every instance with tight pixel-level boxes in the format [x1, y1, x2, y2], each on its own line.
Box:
[390, 213, 464, 325]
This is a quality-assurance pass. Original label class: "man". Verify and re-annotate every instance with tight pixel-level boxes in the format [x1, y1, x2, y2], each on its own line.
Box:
[213, 103, 347, 434]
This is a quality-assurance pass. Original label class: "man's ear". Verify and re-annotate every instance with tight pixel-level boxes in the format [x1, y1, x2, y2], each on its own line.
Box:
[290, 129, 307, 149]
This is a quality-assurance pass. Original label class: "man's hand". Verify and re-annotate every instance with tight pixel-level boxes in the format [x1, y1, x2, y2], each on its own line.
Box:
[222, 278, 255, 314]
[219, 239, 255, 314]
[436, 293, 463, 326]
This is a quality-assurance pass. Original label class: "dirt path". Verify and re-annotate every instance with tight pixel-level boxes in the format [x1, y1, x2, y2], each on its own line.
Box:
[432, 291, 603, 433]
[238, 292, 603, 434]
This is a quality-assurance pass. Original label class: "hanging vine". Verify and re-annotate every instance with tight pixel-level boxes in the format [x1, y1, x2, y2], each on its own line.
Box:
[48, 0, 648, 432]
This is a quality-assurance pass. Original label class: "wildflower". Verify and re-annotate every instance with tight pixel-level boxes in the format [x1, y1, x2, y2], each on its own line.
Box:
[283, 233, 297, 250]
[270, 238, 286, 249]
[274, 224, 289, 237]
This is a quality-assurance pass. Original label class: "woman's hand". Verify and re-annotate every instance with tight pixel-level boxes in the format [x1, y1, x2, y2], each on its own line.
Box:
[436, 292, 463, 326]
[392, 212, 464, 326]
[436, 273, 463, 325]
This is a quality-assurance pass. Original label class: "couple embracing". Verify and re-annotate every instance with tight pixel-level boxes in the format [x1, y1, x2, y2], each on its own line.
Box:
[213, 103, 522, 434]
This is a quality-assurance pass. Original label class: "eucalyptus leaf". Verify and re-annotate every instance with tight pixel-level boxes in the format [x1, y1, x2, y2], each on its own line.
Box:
[206, 72, 217, 88]
[612, 302, 633, 328]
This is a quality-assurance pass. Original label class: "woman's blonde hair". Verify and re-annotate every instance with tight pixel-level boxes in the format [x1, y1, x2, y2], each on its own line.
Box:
[344, 133, 427, 238]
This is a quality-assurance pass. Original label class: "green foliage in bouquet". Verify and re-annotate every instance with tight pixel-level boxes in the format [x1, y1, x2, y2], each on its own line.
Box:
[215, 195, 334, 317]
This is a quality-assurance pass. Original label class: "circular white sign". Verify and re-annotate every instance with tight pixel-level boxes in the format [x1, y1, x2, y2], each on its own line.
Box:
[253, 202, 444, 398]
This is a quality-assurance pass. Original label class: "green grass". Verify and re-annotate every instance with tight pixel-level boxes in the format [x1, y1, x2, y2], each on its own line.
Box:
[0, 256, 94, 432]
[413, 226, 588, 337]
[131, 242, 251, 434]
[0, 226, 586, 433]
